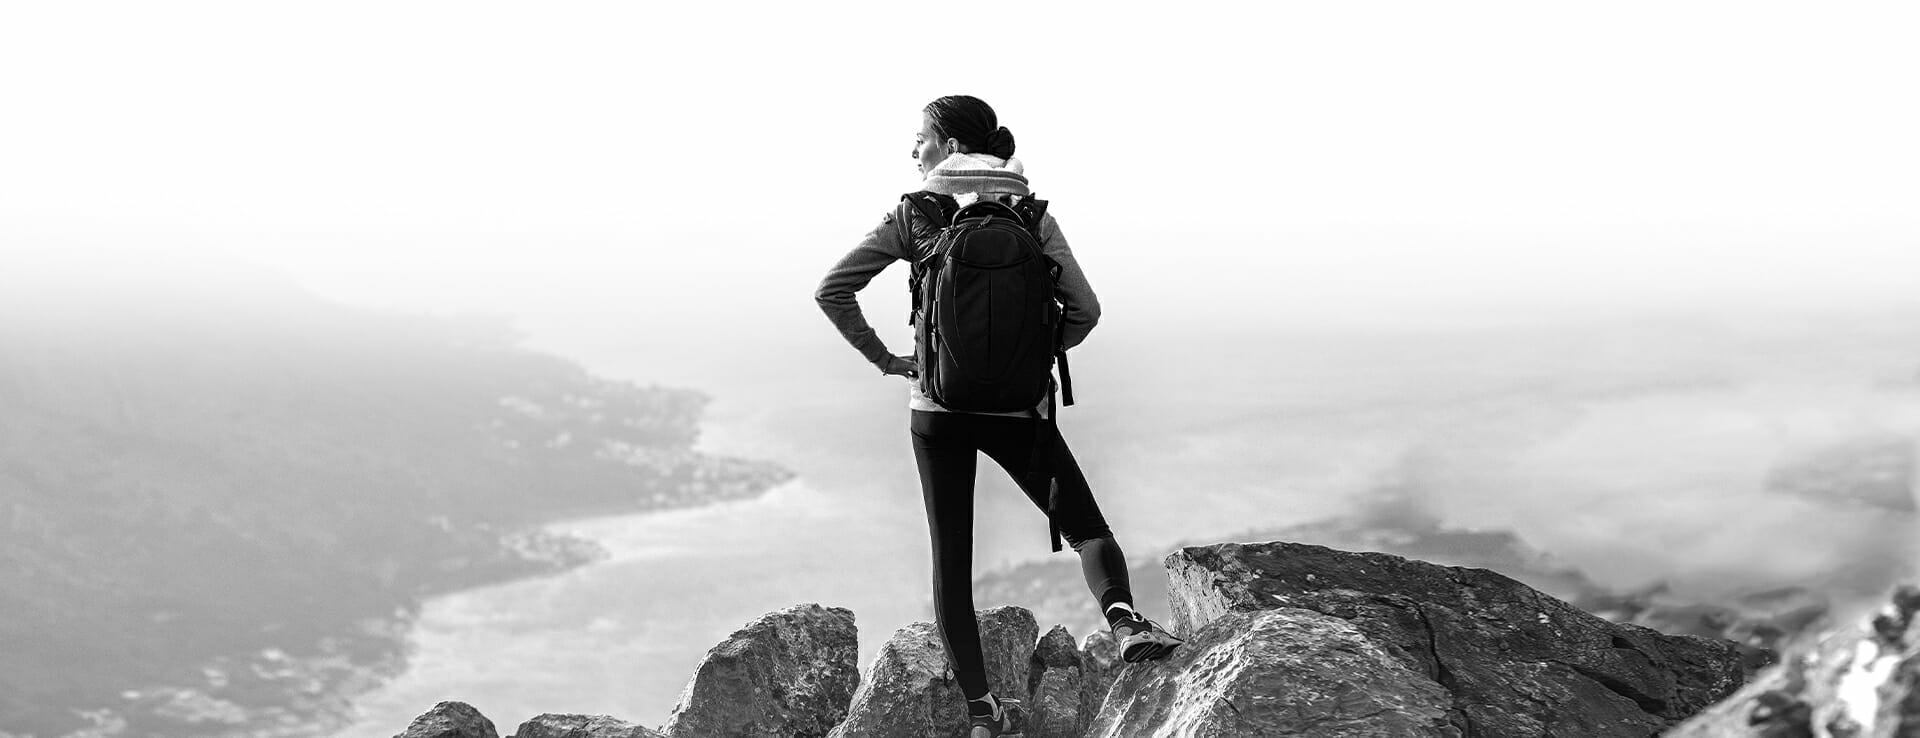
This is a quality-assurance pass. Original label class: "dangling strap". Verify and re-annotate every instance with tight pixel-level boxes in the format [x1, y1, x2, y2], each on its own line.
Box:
[1055, 320, 1074, 407]
[1022, 388, 1064, 553]
[1046, 476, 1063, 553]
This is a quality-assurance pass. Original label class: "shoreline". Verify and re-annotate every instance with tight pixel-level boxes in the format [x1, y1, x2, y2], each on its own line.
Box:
[95, 469, 795, 738]
[327, 477, 821, 736]
[336, 476, 797, 733]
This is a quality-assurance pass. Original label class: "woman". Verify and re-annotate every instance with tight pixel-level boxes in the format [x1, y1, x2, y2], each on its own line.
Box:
[814, 95, 1183, 737]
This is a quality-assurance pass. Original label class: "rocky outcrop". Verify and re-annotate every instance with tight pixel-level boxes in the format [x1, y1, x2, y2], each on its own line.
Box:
[394, 700, 498, 738]
[970, 483, 1840, 666]
[827, 605, 1038, 738]
[1155, 541, 1748, 736]
[393, 539, 1756, 737]
[1667, 583, 1920, 737]
[513, 713, 663, 738]
[660, 603, 859, 738]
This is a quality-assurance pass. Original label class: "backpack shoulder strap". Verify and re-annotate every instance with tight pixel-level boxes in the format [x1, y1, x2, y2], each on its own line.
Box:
[899, 191, 956, 325]
[901, 191, 957, 232]
[893, 200, 915, 257]
[1012, 194, 1049, 238]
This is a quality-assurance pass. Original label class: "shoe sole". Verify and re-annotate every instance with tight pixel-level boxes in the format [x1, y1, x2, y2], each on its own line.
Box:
[1122, 638, 1182, 663]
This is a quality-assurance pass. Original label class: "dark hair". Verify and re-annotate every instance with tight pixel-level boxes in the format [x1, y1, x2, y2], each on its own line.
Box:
[924, 95, 1016, 159]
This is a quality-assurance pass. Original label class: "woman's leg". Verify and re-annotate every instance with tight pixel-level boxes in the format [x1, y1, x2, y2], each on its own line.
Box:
[976, 417, 1136, 620]
[909, 410, 993, 701]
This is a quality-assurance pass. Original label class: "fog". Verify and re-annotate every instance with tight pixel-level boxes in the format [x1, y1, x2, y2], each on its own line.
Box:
[7, 1, 1918, 354]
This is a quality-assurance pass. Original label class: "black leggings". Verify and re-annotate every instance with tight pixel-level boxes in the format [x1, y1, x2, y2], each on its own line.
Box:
[909, 409, 1133, 699]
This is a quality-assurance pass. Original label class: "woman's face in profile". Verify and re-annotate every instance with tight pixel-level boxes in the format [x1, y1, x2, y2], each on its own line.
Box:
[913, 113, 954, 179]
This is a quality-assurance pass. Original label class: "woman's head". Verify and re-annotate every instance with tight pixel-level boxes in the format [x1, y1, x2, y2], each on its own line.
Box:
[914, 95, 1016, 178]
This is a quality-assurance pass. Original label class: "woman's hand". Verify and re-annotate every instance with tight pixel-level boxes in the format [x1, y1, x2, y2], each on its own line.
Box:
[878, 354, 919, 379]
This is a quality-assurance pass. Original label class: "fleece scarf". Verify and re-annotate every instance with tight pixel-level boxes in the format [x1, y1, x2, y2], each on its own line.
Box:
[921, 151, 1032, 207]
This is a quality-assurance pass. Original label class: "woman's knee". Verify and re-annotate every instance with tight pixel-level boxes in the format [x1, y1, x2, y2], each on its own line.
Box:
[1064, 528, 1117, 552]
[1048, 482, 1112, 546]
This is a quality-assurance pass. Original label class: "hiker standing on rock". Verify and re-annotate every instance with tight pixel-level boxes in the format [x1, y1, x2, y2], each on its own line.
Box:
[814, 94, 1185, 737]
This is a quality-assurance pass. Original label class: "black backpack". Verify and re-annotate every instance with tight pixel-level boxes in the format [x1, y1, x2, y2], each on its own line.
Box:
[896, 191, 1076, 414]
[897, 190, 1079, 553]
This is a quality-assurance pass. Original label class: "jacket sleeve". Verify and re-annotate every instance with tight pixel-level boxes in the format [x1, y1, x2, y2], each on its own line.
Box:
[1037, 212, 1101, 350]
[815, 209, 909, 371]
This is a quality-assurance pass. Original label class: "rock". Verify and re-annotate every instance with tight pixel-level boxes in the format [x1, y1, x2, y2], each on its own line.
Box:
[1163, 541, 1748, 736]
[1667, 583, 1920, 737]
[394, 701, 498, 738]
[1077, 629, 1124, 731]
[828, 606, 1038, 738]
[1089, 608, 1457, 736]
[661, 603, 858, 738]
[513, 713, 662, 738]
[1026, 625, 1087, 738]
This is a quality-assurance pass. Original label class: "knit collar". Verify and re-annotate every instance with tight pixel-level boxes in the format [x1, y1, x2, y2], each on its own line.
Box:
[922, 152, 1031, 201]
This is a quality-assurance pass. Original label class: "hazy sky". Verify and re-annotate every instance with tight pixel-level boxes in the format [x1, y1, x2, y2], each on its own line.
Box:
[5, 1, 1918, 369]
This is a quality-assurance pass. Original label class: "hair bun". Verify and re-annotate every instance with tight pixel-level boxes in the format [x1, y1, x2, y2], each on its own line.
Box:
[985, 126, 1016, 158]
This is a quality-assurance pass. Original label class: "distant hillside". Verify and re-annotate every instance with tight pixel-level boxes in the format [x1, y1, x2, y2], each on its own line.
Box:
[0, 251, 790, 737]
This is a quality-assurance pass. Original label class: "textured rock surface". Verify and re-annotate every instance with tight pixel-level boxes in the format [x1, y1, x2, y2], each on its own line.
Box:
[1027, 625, 1088, 738]
[1164, 541, 1748, 737]
[1668, 583, 1920, 737]
[514, 713, 663, 738]
[394, 701, 498, 738]
[1077, 628, 1124, 726]
[827, 606, 1038, 738]
[1091, 607, 1457, 737]
[660, 603, 858, 738]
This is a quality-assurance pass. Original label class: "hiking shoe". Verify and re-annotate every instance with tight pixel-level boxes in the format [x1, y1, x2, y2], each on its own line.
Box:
[1113, 612, 1185, 663]
[968, 696, 1026, 738]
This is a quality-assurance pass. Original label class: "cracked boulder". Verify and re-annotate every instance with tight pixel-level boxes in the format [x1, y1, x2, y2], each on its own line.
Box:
[660, 603, 859, 738]
[1090, 606, 1456, 736]
[827, 606, 1038, 738]
[1158, 541, 1749, 736]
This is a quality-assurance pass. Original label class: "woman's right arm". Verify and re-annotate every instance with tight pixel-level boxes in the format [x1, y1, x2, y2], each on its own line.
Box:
[815, 209, 912, 374]
[1036, 212, 1101, 351]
